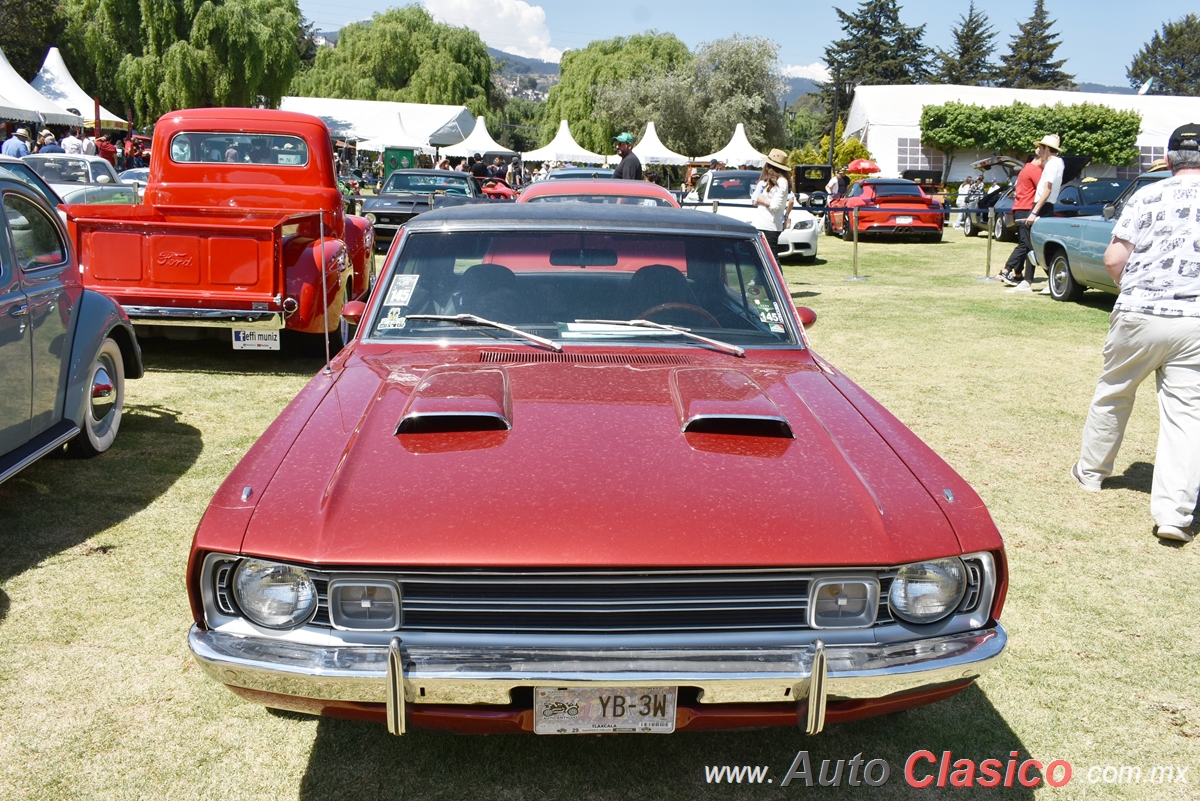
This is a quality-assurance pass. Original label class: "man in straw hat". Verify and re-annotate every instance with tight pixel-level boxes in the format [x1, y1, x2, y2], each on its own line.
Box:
[2, 127, 32, 158]
[1010, 133, 1064, 292]
[1072, 124, 1200, 542]
[611, 132, 643, 181]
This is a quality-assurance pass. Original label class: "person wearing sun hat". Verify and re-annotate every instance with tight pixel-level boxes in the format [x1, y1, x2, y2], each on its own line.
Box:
[1006, 133, 1065, 293]
[2, 127, 32, 158]
[611, 132, 643, 181]
[751, 148, 792, 254]
[1073, 123, 1200, 543]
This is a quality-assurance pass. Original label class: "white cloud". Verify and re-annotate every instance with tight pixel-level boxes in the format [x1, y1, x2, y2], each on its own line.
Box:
[782, 62, 830, 83]
[425, 0, 563, 63]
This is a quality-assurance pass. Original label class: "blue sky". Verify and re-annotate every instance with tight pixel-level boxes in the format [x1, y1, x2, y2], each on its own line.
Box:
[296, 0, 1196, 88]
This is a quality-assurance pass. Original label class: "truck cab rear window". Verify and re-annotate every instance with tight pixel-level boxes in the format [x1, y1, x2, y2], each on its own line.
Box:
[169, 134, 309, 166]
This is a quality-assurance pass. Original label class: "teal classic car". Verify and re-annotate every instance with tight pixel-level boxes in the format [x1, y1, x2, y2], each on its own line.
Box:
[1029, 171, 1170, 302]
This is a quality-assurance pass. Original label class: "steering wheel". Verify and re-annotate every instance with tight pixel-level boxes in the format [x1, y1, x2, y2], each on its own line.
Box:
[636, 303, 721, 327]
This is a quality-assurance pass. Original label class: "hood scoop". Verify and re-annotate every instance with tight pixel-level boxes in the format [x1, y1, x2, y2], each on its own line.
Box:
[396, 366, 512, 434]
[671, 368, 793, 438]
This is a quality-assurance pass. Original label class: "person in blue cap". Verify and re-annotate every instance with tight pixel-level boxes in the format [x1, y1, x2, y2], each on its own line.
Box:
[611, 132, 643, 181]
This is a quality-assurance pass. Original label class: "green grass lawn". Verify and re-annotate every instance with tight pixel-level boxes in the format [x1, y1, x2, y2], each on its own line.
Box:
[1, 231, 1197, 800]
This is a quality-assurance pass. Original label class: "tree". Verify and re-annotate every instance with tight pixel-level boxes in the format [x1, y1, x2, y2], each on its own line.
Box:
[788, 121, 872, 168]
[820, 0, 931, 123]
[539, 31, 690, 153]
[1127, 14, 1200, 96]
[996, 0, 1075, 89]
[933, 1, 998, 85]
[589, 35, 786, 157]
[919, 102, 990, 179]
[289, 6, 502, 117]
[60, 0, 304, 126]
[0, 0, 62, 79]
[487, 96, 541, 153]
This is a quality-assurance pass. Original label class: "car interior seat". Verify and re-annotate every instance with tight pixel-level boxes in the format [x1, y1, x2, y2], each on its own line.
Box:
[454, 263, 520, 320]
[624, 263, 697, 320]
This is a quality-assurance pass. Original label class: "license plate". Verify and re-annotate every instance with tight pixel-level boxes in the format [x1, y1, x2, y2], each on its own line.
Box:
[534, 686, 677, 734]
[895, 215, 913, 224]
[231, 330, 280, 350]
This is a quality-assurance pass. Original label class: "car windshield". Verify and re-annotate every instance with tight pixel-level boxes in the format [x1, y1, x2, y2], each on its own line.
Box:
[1079, 181, 1129, 204]
[26, 157, 91, 184]
[368, 230, 797, 347]
[871, 182, 924, 197]
[547, 169, 612, 180]
[707, 173, 758, 200]
[383, 173, 474, 196]
[0, 164, 60, 204]
[526, 194, 674, 207]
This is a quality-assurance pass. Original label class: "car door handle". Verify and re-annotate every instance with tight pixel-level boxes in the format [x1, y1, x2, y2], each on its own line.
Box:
[9, 304, 28, 317]
[1070, 223, 1080, 228]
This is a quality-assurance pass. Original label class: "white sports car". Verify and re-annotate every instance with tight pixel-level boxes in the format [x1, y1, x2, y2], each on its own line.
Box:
[682, 170, 818, 261]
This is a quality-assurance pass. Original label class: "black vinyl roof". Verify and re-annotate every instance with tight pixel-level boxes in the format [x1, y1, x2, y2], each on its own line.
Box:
[403, 201, 760, 235]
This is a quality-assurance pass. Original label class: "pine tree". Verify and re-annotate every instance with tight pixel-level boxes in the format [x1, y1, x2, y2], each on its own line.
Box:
[1127, 14, 1200, 97]
[820, 0, 931, 122]
[934, 1, 998, 85]
[996, 0, 1075, 89]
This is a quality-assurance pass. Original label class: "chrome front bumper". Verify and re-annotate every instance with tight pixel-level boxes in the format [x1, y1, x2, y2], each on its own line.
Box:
[189, 624, 1006, 734]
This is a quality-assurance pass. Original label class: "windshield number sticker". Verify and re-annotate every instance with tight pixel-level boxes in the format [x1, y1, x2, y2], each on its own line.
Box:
[384, 274, 419, 307]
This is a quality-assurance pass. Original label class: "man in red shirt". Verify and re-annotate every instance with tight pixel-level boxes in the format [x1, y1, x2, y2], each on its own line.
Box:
[999, 152, 1046, 287]
[94, 134, 117, 166]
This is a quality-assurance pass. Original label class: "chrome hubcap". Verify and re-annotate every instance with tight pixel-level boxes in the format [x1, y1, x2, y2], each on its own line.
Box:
[90, 364, 115, 421]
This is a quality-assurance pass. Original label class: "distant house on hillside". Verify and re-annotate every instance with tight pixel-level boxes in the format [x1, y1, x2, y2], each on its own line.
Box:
[845, 84, 1200, 180]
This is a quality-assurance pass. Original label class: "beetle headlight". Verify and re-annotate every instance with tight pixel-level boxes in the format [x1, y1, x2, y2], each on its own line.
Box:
[889, 558, 966, 624]
[365, 212, 376, 223]
[233, 560, 317, 629]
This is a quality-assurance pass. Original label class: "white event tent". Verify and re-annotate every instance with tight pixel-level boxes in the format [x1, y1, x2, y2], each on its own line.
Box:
[440, 116, 515, 158]
[279, 96, 476, 151]
[0, 46, 81, 126]
[845, 84, 1200, 180]
[522, 119, 608, 164]
[633, 121, 690, 165]
[697, 123, 767, 167]
[31, 47, 128, 130]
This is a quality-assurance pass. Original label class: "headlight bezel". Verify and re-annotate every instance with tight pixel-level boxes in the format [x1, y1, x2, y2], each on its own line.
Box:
[888, 557, 968, 625]
[231, 558, 318, 630]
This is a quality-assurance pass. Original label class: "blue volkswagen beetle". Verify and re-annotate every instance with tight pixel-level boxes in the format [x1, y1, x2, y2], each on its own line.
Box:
[0, 175, 143, 483]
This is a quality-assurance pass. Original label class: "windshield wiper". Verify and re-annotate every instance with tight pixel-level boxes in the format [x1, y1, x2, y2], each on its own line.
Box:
[574, 319, 745, 357]
[404, 314, 562, 352]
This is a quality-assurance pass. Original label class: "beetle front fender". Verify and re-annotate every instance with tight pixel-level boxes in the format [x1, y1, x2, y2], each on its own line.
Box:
[64, 290, 143, 428]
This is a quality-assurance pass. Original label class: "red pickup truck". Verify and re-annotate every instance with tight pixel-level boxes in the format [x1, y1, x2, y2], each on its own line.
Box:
[65, 108, 374, 352]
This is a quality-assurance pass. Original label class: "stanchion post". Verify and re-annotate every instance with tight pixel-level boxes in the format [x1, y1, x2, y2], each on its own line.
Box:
[986, 207, 994, 278]
[845, 206, 868, 281]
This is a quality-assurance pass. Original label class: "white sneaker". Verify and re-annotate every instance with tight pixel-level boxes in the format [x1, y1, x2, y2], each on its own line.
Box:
[1154, 525, 1194, 542]
[1071, 461, 1102, 492]
[1006, 281, 1032, 293]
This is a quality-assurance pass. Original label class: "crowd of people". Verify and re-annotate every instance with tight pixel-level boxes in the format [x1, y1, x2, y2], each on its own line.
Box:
[1, 115, 147, 170]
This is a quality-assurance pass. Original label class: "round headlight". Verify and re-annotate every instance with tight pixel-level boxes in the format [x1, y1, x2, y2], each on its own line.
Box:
[364, 212, 376, 223]
[889, 558, 966, 624]
[233, 559, 317, 629]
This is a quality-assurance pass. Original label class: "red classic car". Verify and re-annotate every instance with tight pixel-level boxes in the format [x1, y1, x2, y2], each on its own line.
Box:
[518, 178, 679, 206]
[65, 108, 374, 353]
[826, 178, 944, 243]
[187, 204, 1006, 736]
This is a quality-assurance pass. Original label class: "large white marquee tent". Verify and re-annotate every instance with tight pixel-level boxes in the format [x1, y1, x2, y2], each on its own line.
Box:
[522, 119, 608, 164]
[31, 47, 128, 130]
[0, 47, 81, 126]
[633, 121, 690, 165]
[846, 84, 1200, 180]
[440, 116, 515, 158]
[697, 123, 767, 167]
[279, 96, 476, 151]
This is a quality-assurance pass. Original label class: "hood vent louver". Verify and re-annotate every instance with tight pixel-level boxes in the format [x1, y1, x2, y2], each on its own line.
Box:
[480, 351, 691, 365]
[682, 415, 794, 439]
[671, 368, 795, 440]
[396, 367, 512, 435]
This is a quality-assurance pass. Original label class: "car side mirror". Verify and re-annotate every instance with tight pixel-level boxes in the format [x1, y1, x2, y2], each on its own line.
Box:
[342, 300, 367, 325]
[1102, 204, 1115, 221]
[96, 175, 111, 184]
[797, 307, 817, 328]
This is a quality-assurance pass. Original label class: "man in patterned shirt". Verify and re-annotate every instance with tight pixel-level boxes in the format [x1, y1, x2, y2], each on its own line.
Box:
[1072, 124, 1200, 542]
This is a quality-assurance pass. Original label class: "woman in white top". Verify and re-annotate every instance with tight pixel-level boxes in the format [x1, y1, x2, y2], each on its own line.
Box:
[753, 148, 792, 255]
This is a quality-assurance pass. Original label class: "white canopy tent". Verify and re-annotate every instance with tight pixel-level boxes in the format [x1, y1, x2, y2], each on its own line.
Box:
[279, 96, 475, 151]
[522, 119, 608, 164]
[0, 47, 81, 126]
[440, 116, 515, 158]
[633, 121, 690, 165]
[31, 47, 128, 130]
[845, 84, 1200, 180]
[697, 123, 767, 168]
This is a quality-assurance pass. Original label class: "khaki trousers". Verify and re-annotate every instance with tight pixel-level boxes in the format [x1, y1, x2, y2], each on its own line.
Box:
[1079, 311, 1200, 528]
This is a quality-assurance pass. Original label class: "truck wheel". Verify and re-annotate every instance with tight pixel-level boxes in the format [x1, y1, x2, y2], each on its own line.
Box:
[67, 337, 124, 458]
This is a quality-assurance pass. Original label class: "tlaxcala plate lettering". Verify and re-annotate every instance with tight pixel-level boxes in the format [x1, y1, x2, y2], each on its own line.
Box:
[232, 330, 280, 350]
[534, 686, 677, 734]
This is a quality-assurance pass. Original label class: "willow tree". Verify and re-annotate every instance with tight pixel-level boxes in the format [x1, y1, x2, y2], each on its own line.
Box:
[60, 0, 303, 126]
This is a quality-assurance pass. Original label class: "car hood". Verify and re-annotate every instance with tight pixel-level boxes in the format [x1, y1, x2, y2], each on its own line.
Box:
[242, 354, 965, 568]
